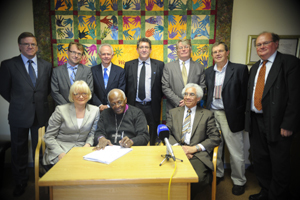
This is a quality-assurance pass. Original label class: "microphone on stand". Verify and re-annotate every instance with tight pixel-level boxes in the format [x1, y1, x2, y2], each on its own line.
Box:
[157, 124, 175, 161]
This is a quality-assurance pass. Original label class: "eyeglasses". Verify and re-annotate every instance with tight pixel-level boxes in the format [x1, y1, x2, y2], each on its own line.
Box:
[110, 100, 124, 107]
[212, 50, 225, 54]
[74, 93, 88, 98]
[255, 41, 273, 48]
[20, 43, 37, 47]
[184, 92, 196, 97]
[139, 46, 150, 50]
[69, 50, 83, 56]
[178, 45, 190, 50]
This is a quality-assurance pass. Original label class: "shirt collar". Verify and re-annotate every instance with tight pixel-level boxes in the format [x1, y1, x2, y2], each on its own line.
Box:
[138, 58, 150, 65]
[260, 50, 277, 65]
[179, 58, 190, 65]
[213, 60, 228, 73]
[67, 62, 78, 69]
[102, 63, 112, 71]
[184, 105, 197, 113]
[20, 54, 37, 65]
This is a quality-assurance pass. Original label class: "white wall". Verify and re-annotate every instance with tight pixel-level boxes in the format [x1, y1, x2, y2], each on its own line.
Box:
[0, 0, 34, 163]
[229, 0, 300, 165]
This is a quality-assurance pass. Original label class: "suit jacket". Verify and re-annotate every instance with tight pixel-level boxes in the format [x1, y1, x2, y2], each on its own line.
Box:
[0, 55, 52, 128]
[205, 61, 249, 132]
[124, 58, 164, 123]
[162, 59, 206, 113]
[43, 103, 100, 165]
[51, 63, 93, 105]
[167, 107, 220, 170]
[245, 52, 300, 142]
[91, 63, 125, 106]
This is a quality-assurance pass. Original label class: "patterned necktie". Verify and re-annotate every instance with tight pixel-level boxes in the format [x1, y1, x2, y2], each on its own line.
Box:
[28, 60, 36, 86]
[182, 61, 187, 86]
[138, 61, 146, 101]
[254, 60, 268, 110]
[181, 109, 191, 144]
[70, 67, 77, 85]
[103, 68, 108, 88]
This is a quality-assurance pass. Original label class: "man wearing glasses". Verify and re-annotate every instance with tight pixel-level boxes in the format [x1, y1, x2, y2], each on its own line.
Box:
[0, 32, 52, 196]
[245, 32, 300, 200]
[51, 41, 93, 105]
[124, 38, 164, 145]
[93, 89, 149, 149]
[162, 39, 206, 116]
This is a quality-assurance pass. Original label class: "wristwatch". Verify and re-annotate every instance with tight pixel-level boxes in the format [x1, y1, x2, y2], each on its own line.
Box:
[195, 144, 201, 152]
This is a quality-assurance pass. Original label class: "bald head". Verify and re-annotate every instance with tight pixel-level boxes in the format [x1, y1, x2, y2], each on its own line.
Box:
[107, 89, 127, 114]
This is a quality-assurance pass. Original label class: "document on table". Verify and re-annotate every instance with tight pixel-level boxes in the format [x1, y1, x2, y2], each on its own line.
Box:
[83, 146, 133, 164]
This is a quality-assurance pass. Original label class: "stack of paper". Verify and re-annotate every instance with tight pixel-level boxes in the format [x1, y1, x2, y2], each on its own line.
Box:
[83, 146, 133, 164]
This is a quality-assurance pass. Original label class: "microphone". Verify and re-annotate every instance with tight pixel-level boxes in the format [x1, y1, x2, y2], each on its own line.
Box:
[157, 124, 176, 161]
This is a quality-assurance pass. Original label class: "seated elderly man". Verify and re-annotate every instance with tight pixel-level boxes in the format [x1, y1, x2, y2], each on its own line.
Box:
[166, 83, 221, 199]
[94, 89, 149, 149]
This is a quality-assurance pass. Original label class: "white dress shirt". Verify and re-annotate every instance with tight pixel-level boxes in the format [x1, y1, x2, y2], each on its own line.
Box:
[136, 57, 152, 102]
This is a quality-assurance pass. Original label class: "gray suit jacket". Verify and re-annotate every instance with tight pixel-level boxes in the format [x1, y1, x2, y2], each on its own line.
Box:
[166, 107, 220, 170]
[162, 59, 206, 114]
[43, 103, 100, 165]
[51, 63, 93, 105]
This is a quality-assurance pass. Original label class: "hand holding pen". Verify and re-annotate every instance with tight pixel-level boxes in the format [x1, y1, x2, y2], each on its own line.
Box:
[119, 131, 134, 148]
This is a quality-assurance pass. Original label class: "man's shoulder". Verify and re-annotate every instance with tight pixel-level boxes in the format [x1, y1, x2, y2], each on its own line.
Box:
[1, 55, 21, 66]
[277, 51, 300, 63]
[53, 64, 67, 71]
[150, 58, 164, 65]
[124, 59, 138, 66]
[165, 60, 178, 67]
[79, 63, 91, 70]
[111, 63, 125, 72]
[228, 61, 247, 69]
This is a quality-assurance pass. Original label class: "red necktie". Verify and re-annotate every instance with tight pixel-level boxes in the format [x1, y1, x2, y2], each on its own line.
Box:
[254, 60, 268, 110]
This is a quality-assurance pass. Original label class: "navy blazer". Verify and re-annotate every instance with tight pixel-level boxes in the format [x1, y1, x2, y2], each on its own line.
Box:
[91, 63, 125, 106]
[205, 61, 249, 132]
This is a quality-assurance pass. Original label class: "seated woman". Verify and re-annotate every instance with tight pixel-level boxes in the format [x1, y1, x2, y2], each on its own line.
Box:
[43, 80, 100, 168]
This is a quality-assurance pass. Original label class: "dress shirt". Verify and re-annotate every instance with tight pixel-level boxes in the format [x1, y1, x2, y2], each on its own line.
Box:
[251, 51, 277, 113]
[211, 61, 228, 110]
[102, 63, 112, 77]
[136, 58, 152, 102]
[179, 58, 190, 77]
[67, 62, 78, 79]
[21, 54, 38, 78]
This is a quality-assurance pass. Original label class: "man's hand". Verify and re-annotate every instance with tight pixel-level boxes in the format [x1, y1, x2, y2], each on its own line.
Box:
[119, 136, 134, 148]
[99, 104, 108, 112]
[281, 128, 293, 137]
[179, 99, 185, 107]
[58, 152, 66, 160]
[93, 137, 112, 150]
[182, 145, 198, 159]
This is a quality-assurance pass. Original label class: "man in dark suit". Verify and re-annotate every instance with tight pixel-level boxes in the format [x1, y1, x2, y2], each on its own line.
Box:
[91, 44, 125, 112]
[51, 41, 93, 105]
[205, 42, 248, 195]
[124, 38, 164, 145]
[0, 32, 52, 196]
[245, 32, 300, 200]
[167, 83, 220, 199]
[162, 39, 206, 115]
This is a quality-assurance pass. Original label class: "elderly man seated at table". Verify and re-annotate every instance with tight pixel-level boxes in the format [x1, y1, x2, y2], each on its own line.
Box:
[94, 89, 149, 149]
[166, 83, 221, 199]
[43, 80, 100, 169]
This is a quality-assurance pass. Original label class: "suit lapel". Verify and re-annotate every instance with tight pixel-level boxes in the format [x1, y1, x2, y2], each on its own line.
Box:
[69, 103, 78, 130]
[206, 66, 215, 87]
[107, 64, 116, 91]
[223, 62, 234, 89]
[81, 104, 91, 128]
[63, 64, 71, 88]
[132, 59, 138, 90]
[15, 56, 35, 88]
[95, 64, 105, 91]
[187, 60, 195, 83]
[35, 58, 44, 88]
[175, 107, 185, 140]
[174, 60, 184, 86]
[191, 107, 203, 139]
[150, 59, 157, 88]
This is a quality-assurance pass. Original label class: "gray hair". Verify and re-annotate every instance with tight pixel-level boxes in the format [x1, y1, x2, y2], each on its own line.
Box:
[181, 83, 203, 99]
[98, 43, 114, 55]
[107, 89, 126, 104]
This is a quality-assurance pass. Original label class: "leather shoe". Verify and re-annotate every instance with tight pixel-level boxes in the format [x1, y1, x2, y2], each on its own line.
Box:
[232, 184, 245, 195]
[216, 176, 224, 185]
[13, 183, 27, 197]
[249, 191, 268, 200]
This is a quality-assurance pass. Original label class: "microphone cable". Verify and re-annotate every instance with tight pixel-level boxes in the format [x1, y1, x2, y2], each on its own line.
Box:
[168, 160, 177, 200]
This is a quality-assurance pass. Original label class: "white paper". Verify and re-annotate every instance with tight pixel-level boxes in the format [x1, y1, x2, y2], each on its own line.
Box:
[83, 146, 133, 164]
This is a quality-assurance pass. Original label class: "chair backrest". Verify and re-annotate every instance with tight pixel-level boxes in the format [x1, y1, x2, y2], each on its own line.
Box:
[34, 126, 45, 200]
[211, 130, 221, 200]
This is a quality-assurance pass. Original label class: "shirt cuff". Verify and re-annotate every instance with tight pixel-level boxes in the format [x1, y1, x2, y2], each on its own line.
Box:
[199, 144, 206, 151]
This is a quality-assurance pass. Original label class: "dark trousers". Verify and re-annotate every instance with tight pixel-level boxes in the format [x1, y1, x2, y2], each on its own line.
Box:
[10, 117, 40, 185]
[134, 103, 158, 145]
[250, 112, 292, 200]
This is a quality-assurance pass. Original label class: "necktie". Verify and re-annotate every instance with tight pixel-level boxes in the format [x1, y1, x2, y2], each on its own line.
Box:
[70, 67, 77, 85]
[182, 61, 187, 86]
[103, 68, 108, 88]
[254, 60, 268, 110]
[138, 61, 146, 101]
[181, 109, 191, 144]
[28, 60, 36, 86]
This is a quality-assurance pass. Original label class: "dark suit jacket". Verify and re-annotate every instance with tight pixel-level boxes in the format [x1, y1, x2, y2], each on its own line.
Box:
[51, 63, 93, 105]
[124, 58, 164, 123]
[0, 55, 52, 127]
[205, 61, 249, 132]
[166, 107, 221, 170]
[91, 63, 125, 106]
[245, 52, 300, 142]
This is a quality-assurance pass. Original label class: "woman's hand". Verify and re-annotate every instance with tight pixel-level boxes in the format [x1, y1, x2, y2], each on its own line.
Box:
[58, 152, 66, 160]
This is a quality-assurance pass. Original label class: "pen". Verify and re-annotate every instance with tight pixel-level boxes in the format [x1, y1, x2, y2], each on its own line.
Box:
[122, 131, 124, 139]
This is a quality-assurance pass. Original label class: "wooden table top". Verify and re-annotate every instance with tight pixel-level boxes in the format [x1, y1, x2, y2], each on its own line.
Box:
[39, 146, 198, 186]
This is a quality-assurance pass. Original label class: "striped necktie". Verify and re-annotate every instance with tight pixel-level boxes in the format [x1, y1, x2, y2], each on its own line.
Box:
[181, 109, 191, 144]
[70, 67, 77, 85]
[182, 61, 187, 86]
[28, 60, 36, 86]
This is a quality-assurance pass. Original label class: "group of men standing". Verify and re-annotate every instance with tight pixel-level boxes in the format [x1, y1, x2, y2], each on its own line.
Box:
[0, 31, 299, 200]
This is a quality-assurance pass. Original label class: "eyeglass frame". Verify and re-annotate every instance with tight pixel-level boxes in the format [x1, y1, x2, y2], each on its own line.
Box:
[69, 50, 83, 56]
[20, 43, 37, 47]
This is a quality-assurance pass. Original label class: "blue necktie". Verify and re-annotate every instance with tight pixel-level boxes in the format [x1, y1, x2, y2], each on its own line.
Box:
[28, 60, 36, 86]
[70, 67, 77, 85]
[104, 68, 108, 88]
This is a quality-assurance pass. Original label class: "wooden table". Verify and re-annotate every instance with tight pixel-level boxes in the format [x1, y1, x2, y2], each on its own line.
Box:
[39, 146, 198, 200]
